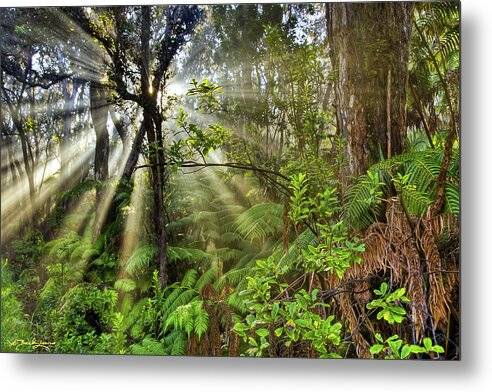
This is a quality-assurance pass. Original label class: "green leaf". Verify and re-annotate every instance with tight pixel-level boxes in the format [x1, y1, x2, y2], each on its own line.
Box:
[248, 337, 258, 347]
[432, 345, 445, 354]
[409, 345, 426, 354]
[256, 328, 269, 338]
[370, 344, 384, 355]
[423, 337, 432, 351]
[233, 322, 248, 333]
[401, 345, 412, 359]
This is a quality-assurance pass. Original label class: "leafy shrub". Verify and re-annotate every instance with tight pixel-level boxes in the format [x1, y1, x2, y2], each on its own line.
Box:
[52, 284, 124, 353]
[0, 260, 33, 352]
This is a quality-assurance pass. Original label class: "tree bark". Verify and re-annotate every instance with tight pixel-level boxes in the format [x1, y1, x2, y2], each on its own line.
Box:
[141, 5, 168, 286]
[90, 82, 109, 183]
[326, 2, 413, 176]
[90, 81, 110, 238]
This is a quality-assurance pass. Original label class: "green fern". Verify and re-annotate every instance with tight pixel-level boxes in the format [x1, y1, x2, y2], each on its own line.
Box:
[195, 267, 217, 291]
[214, 267, 250, 291]
[444, 183, 459, 215]
[125, 244, 157, 276]
[344, 147, 459, 229]
[163, 330, 187, 355]
[397, 182, 432, 216]
[344, 172, 385, 230]
[212, 248, 245, 264]
[235, 202, 283, 241]
[130, 336, 165, 355]
[168, 246, 211, 264]
[114, 278, 137, 293]
[181, 269, 199, 288]
[164, 300, 209, 339]
[160, 288, 198, 322]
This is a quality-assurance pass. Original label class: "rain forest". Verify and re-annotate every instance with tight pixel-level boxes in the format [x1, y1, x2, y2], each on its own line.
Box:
[0, 2, 460, 359]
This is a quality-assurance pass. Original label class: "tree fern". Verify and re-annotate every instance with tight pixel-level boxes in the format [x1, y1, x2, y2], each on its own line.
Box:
[278, 228, 318, 271]
[397, 183, 432, 216]
[164, 300, 209, 339]
[163, 330, 187, 355]
[194, 303, 209, 339]
[227, 290, 248, 313]
[235, 202, 283, 241]
[125, 244, 157, 276]
[160, 288, 198, 322]
[114, 278, 137, 293]
[130, 336, 165, 355]
[195, 267, 217, 291]
[444, 183, 459, 215]
[403, 150, 442, 193]
[343, 171, 385, 230]
[214, 267, 250, 291]
[168, 246, 211, 264]
[212, 247, 245, 264]
[344, 147, 459, 228]
[181, 269, 199, 288]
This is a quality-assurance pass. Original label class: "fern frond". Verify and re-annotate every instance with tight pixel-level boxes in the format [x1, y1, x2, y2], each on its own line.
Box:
[235, 203, 283, 241]
[181, 269, 198, 288]
[164, 300, 209, 339]
[168, 246, 211, 264]
[444, 183, 459, 216]
[114, 278, 137, 293]
[125, 244, 157, 276]
[163, 330, 187, 355]
[195, 267, 217, 291]
[214, 267, 250, 291]
[399, 185, 432, 216]
[193, 303, 209, 339]
[227, 291, 248, 313]
[130, 337, 165, 355]
[212, 248, 245, 264]
[160, 288, 198, 322]
[343, 173, 385, 230]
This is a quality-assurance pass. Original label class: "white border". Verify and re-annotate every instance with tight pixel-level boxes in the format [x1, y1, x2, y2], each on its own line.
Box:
[1, 1, 491, 391]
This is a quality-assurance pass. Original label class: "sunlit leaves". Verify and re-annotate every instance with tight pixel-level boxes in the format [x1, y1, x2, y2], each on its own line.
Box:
[366, 283, 410, 325]
[370, 333, 445, 359]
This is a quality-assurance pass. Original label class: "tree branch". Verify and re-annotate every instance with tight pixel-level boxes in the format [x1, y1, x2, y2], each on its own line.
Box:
[134, 160, 290, 182]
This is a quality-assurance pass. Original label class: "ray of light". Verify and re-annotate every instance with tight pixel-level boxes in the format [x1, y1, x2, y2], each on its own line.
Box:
[118, 165, 146, 264]
[1, 134, 95, 243]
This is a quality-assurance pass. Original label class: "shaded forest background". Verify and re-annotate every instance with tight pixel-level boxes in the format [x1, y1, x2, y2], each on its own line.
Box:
[0, 1, 460, 359]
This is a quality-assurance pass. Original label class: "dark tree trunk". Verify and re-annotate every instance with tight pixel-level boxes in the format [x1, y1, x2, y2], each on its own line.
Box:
[90, 81, 110, 238]
[90, 82, 109, 183]
[140, 5, 168, 286]
[10, 109, 36, 208]
[145, 109, 168, 286]
[2, 133, 21, 185]
[326, 2, 413, 176]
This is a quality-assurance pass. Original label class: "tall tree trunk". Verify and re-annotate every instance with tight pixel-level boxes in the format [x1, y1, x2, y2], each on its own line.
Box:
[145, 108, 168, 286]
[141, 5, 168, 286]
[326, 2, 413, 176]
[90, 81, 110, 238]
[10, 109, 36, 208]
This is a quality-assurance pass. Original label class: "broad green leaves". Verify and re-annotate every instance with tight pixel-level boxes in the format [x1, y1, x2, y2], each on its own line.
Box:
[370, 333, 444, 359]
[289, 173, 365, 278]
[233, 258, 342, 358]
[366, 283, 410, 324]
